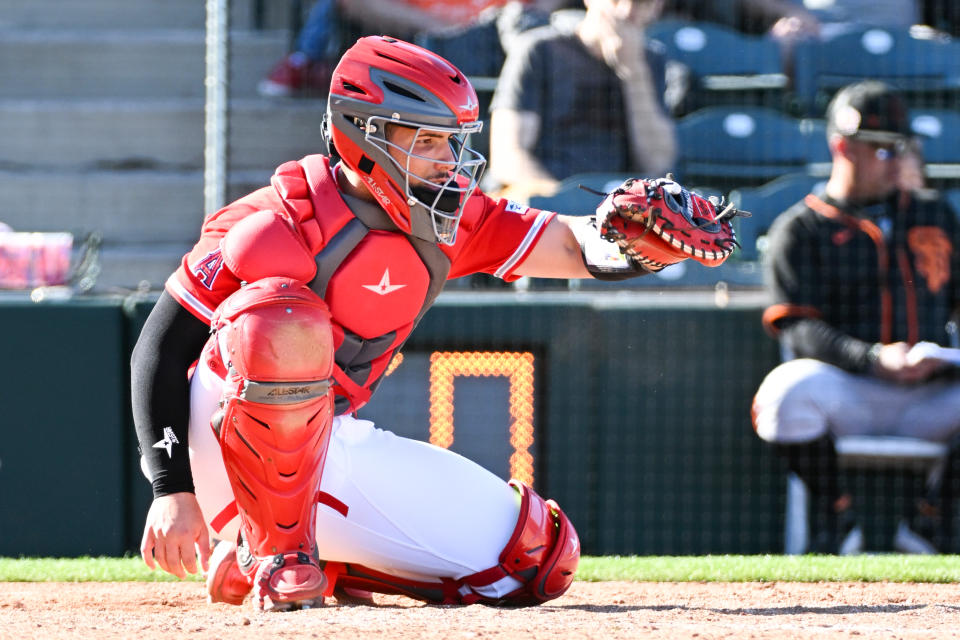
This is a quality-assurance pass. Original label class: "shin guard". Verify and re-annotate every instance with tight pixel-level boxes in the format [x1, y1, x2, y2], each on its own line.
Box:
[207, 277, 335, 562]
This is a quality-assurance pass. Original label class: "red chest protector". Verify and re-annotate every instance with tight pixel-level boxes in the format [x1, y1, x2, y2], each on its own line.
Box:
[271, 155, 451, 414]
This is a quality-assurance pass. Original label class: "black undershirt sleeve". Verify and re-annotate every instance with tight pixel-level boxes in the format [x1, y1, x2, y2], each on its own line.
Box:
[779, 317, 876, 374]
[130, 291, 212, 499]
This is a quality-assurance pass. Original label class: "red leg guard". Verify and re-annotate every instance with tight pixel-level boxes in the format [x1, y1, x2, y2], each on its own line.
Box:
[323, 481, 580, 606]
[467, 480, 580, 605]
[208, 277, 335, 562]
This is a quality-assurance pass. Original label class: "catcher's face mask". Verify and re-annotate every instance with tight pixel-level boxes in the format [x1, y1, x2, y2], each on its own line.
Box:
[368, 117, 485, 245]
[325, 35, 486, 246]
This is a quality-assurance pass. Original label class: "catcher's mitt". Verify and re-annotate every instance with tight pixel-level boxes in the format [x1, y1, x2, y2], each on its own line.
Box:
[595, 175, 748, 271]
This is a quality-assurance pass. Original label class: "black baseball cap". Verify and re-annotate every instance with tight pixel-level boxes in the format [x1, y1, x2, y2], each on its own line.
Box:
[825, 80, 911, 143]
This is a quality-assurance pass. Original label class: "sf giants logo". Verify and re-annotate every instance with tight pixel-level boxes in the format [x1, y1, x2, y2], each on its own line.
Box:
[193, 249, 224, 290]
[908, 227, 952, 293]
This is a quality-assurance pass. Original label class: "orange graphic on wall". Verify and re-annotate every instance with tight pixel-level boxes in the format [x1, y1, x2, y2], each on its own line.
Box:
[429, 351, 536, 486]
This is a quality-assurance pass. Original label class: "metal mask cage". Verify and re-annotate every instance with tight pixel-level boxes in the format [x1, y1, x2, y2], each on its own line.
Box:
[363, 115, 486, 245]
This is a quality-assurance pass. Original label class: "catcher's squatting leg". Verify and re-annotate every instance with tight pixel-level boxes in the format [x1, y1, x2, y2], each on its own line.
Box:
[189, 368, 580, 607]
[202, 277, 336, 611]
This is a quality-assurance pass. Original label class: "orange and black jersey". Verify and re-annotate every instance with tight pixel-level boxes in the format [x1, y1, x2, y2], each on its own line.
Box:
[762, 189, 960, 372]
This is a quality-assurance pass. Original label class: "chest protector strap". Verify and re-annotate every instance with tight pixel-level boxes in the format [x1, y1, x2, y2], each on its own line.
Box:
[276, 156, 453, 414]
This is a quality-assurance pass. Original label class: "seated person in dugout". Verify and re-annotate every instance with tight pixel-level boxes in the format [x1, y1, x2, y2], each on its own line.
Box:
[131, 35, 738, 611]
[752, 80, 960, 555]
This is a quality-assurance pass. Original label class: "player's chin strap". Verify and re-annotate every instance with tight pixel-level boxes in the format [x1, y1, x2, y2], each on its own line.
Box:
[572, 214, 657, 279]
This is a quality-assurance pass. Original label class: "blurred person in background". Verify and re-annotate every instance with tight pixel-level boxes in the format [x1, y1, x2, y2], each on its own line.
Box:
[487, 0, 677, 200]
[662, 0, 820, 37]
[260, 0, 514, 97]
[762, 0, 929, 68]
[752, 81, 960, 555]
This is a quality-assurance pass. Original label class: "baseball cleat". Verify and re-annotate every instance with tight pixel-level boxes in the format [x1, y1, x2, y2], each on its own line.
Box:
[253, 551, 328, 612]
[206, 540, 253, 606]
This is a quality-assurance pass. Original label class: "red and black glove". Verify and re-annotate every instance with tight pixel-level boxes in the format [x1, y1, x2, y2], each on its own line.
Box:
[596, 175, 746, 272]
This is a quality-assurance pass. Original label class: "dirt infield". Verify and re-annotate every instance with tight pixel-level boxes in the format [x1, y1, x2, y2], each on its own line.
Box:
[3, 581, 960, 639]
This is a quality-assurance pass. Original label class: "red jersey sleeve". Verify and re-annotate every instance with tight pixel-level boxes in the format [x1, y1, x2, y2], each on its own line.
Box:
[446, 192, 556, 282]
[166, 187, 279, 323]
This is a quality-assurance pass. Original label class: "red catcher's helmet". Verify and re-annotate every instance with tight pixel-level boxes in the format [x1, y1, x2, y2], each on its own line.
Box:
[323, 36, 486, 245]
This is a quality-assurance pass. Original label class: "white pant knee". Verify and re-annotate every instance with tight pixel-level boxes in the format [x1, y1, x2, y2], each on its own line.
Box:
[754, 359, 840, 444]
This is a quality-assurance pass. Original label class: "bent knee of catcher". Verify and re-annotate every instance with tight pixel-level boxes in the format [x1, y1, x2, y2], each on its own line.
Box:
[480, 480, 580, 605]
[207, 277, 336, 560]
[328, 481, 580, 605]
[210, 276, 334, 383]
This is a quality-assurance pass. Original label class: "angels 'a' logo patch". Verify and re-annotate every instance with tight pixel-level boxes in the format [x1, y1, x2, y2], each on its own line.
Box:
[908, 226, 952, 293]
[505, 200, 528, 214]
[193, 249, 224, 290]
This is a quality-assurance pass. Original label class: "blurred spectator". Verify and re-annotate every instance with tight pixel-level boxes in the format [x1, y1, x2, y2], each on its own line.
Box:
[497, 0, 582, 51]
[259, 0, 512, 97]
[658, 2, 935, 78]
[764, 0, 924, 64]
[259, 0, 338, 97]
[774, 0, 919, 35]
[413, 0, 577, 80]
[662, 0, 820, 37]
[487, 0, 678, 199]
[753, 81, 960, 554]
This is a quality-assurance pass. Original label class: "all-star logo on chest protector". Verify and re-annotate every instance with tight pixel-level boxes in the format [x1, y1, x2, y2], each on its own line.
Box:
[362, 268, 407, 295]
[324, 231, 431, 339]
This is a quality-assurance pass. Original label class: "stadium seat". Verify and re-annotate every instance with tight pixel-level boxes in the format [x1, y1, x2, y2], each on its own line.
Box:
[414, 17, 504, 79]
[527, 172, 633, 215]
[415, 19, 505, 160]
[675, 106, 828, 192]
[784, 437, 949, 555]
[646, 19, 788, 115]
[728, 172, 826, 262]
[910, 109, 960, 188]
[779, 319, 958, 554]
[947, 188, 960, 220]
[792, 26, 960, 117]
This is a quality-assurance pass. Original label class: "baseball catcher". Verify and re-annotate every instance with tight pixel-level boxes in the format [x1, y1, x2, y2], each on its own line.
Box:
[131, 35, 743, 613]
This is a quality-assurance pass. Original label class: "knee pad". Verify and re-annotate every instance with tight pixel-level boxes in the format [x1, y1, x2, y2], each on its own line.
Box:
[325, 481, 580, 606]
[209, 277, 335, 560]
[478, 480, 580, 605]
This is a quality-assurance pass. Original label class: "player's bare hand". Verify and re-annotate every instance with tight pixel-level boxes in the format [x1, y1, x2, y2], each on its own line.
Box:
[579, 1, 659, 79]
[873, 342, 945, 384]
[769, 12, 820, 42]
[141, 492, 211, 579]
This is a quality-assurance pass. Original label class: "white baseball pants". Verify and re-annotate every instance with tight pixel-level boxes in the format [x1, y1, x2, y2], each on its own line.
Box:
[753, 358, 960, 444]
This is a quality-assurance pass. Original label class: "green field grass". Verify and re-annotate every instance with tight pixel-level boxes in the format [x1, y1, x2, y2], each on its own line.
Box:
[2, 555, 960, 583]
